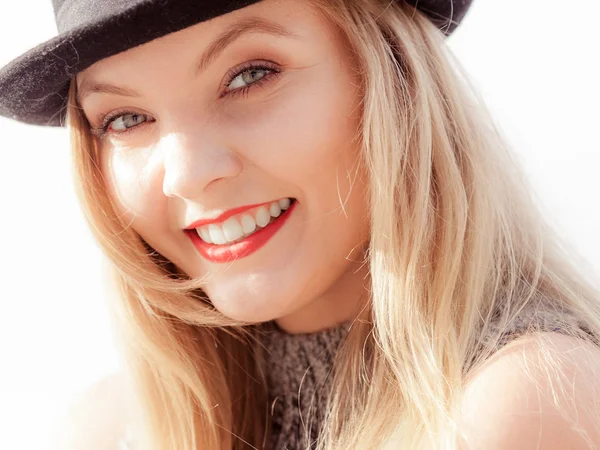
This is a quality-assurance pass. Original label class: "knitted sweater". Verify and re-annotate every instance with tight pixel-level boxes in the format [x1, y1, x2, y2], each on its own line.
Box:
[117, 302, 596, 450]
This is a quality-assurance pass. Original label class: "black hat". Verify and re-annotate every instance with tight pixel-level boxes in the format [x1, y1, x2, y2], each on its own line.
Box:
[0, 0, 473, 128]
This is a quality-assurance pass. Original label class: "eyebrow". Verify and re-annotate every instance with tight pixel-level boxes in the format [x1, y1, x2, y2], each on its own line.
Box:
[76, 16, 298, 104]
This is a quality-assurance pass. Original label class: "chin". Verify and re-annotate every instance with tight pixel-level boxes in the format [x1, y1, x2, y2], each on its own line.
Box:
[207, 285, 304, 325]
[213, 301, 283, 324]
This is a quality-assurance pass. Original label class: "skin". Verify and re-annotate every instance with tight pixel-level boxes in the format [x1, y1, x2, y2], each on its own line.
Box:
[76, 0, 370, 334]
[66, 2, 600, 448]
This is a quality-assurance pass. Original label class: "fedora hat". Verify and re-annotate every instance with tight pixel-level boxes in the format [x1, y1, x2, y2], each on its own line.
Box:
[0, 0, 473, 128]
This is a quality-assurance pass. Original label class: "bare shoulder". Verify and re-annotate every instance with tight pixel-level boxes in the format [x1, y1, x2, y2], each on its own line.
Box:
[51, 371, 134, 450]
[459, 332, 600, 450]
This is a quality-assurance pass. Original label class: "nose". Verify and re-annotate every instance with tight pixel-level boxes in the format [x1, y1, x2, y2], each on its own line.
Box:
[161, 126, 242, 201]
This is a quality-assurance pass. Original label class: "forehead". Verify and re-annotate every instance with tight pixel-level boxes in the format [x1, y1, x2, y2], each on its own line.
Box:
[75, 0, 334, 87]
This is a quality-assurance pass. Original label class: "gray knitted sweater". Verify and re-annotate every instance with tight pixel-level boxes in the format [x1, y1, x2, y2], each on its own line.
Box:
[118, 302, 596, 450]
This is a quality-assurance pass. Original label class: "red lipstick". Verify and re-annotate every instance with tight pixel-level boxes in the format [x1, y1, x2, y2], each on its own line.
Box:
[185, 200, 273, 229]
[186, 199, 297, 263]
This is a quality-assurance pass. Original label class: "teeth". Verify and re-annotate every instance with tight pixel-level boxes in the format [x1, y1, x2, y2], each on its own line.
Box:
[195, 198, 294, 245]
[278, 198, 291, 209]
[198, 227, 212, 244]
[208, 224, 227, 245]
[240, 214, 256, 234]
[255, 207, 271, 227]
[269, 202, 281, 218]
[222, 217, 244, 242]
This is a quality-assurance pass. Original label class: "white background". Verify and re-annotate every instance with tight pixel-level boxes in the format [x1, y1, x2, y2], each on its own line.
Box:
[1, 1, 599, 449]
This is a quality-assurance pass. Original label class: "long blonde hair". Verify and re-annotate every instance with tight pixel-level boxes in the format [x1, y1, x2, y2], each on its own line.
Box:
[65, 0, 600, 448]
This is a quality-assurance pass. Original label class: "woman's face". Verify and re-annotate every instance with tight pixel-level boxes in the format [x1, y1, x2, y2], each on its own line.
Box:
[77, 0, 369, 332]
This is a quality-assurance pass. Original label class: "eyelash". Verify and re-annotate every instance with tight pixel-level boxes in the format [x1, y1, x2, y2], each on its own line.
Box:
[90, 60, 280, 139]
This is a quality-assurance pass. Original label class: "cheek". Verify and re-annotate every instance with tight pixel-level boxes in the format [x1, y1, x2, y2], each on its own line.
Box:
[226, 68, 362, 186]
[100, 148, 166, 230]
[232, 68, 368, 250]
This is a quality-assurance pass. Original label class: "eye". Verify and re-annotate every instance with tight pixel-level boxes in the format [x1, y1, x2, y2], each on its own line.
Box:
[222, 60, 280, 98]
[109, 113, 148, 132]
[90, 61, 280, 139]
[89, 110, 151, 139]
[227, 67, 270, 91]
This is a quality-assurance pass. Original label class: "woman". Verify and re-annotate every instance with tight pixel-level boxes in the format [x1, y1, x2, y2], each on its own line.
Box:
[1, 0, 600, 449]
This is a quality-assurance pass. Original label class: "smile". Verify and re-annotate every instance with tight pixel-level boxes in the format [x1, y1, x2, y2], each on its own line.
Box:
[186, 198, 297, 263]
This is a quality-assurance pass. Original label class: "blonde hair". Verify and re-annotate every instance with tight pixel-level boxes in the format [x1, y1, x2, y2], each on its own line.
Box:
[65, 0, 600, 448]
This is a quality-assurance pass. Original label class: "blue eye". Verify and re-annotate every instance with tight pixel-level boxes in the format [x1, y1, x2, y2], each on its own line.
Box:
[227, 67, 270, 91]
[221, 60, 280, 99]
[109, 113, 148, 132]
[89, 110, 151, 139]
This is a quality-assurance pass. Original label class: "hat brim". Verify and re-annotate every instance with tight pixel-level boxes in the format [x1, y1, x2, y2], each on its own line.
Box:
[0, 0, 263, 127]
[0, 0, 471, 128]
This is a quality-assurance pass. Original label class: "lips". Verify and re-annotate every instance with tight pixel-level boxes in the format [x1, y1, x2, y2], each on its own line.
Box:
[186, 199, 297, 263]
[194, 198, 292, 245]
[185, 199, 283, 230]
